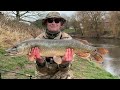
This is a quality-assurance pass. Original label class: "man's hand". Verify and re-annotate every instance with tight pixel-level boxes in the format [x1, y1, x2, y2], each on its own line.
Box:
[28, 47, 43, 62]
[62, 48, 74, 62]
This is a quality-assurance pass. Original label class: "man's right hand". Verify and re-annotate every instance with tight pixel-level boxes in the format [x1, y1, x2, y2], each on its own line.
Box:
[28, 47, 44, 63]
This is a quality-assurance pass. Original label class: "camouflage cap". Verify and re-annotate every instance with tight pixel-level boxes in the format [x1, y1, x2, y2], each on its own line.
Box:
[42, 12, 66, 25]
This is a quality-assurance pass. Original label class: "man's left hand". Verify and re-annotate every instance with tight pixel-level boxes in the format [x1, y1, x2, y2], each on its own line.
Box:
[63, 48, 74, 62]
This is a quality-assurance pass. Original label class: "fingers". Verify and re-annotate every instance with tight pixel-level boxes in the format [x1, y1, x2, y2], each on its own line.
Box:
[64, 48, 74, 61]
[34, 47, 41, 59]
[28, 47, 41, 61]
[28, 48, 36, 61]
[28, 47, 36, 56]
[67, 48, 73, 61]
[71, 49, 74, 58]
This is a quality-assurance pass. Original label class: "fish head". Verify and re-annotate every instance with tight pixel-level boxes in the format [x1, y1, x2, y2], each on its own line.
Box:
[5, 42, 28, 56]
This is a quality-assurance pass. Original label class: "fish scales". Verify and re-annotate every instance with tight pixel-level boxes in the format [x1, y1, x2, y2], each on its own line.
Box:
[5, 39, 108, 63]
[6, 39, 97, 57]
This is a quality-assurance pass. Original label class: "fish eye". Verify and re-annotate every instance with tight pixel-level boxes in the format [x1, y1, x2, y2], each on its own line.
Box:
[12, 47, 17, 51]
[13, 45, 18, 49]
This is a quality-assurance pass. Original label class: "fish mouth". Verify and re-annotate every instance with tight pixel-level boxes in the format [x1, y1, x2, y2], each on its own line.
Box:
[5, 50, 24, 57]
[4, 51, 18, 56]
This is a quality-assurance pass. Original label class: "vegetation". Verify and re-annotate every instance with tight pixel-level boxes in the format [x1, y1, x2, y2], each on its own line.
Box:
[2, 11, 120, 39]
[63, 11, 120, 39]
[0, 48, 119, 79]
[0, 14, 43, 48]
[72, 56, 119, 79]
[0, 48, 35, 79]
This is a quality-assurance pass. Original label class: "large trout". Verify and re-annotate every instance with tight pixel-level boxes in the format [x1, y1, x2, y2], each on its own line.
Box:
[5, 39, 108, 63]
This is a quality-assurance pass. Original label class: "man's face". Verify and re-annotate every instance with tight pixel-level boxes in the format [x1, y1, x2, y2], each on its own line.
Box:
[46, 18, 62, 32]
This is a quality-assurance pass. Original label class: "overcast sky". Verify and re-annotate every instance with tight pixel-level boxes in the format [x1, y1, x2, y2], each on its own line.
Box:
[48, 11, 75, 16]
[2, 11, 76, 22]
[58, 11, 75, 16]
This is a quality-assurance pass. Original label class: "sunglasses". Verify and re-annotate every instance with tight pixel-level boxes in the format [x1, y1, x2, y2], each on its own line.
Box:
[47, 18, 61, 23]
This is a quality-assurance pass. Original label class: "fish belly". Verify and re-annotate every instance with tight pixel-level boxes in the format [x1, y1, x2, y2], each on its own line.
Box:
[40, 47, 66, 57]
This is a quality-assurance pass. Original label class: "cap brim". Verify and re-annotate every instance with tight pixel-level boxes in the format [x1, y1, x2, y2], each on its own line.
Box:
[42, 17, 66, 26]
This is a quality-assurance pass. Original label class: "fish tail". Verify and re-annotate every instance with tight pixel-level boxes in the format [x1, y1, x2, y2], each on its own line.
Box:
[96, 48, 109, 55]
[91, 48, 108, 63]
[92, 53, 103, 63]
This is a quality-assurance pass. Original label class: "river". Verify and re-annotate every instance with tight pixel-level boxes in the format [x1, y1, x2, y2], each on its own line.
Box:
[75, 37, 120, 77]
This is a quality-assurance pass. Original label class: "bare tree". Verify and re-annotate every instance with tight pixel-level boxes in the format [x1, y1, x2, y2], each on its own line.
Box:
[88, 11, 105, 38]
[68, 14, 80, 34]
[75, 11, 105, 38]
[11, 11, 28, 21]
[75, 11, 91, 36]
[60, 13, 71, 29]
[0, 11, 47, 38]
[109, 11, 120, 38]
[2, 11, 47, 23]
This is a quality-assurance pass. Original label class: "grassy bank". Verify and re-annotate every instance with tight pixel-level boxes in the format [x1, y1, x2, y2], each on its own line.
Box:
[72, 56, 119, 79]
[0, 48, 119, 79]
[0, 48, 35, 79]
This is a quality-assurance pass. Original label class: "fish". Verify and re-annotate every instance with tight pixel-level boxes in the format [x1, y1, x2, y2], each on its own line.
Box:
[5, 38, 109, 63]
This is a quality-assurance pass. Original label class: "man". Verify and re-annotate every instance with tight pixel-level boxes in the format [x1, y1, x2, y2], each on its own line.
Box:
[28, 11, 74, 79]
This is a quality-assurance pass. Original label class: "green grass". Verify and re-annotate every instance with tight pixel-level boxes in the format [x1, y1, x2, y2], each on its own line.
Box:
[0, 48, 119, 79]
[72, 56, 119, 79]
[0, 48, 35, 79]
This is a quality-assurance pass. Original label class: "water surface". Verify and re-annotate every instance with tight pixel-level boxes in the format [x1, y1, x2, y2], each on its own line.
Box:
[77, 38, 120, 77]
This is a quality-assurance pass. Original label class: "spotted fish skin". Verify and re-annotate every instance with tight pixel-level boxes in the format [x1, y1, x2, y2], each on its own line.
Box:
[5, 39, 108, 63]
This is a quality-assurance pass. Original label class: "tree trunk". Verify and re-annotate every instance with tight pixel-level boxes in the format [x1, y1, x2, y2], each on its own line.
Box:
[16, 11, 20, 21]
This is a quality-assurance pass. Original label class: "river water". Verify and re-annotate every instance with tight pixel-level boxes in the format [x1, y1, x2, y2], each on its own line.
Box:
[76, 38, 120, 77]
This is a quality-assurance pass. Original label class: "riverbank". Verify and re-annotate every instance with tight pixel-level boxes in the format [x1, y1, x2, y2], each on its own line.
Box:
[71, 34, 120, 40]
[0, 48, 119, 79]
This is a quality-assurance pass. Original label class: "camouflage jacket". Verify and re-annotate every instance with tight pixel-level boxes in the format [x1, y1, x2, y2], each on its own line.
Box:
[35, 31, 73, 75]
[36, 31, 72, 40]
